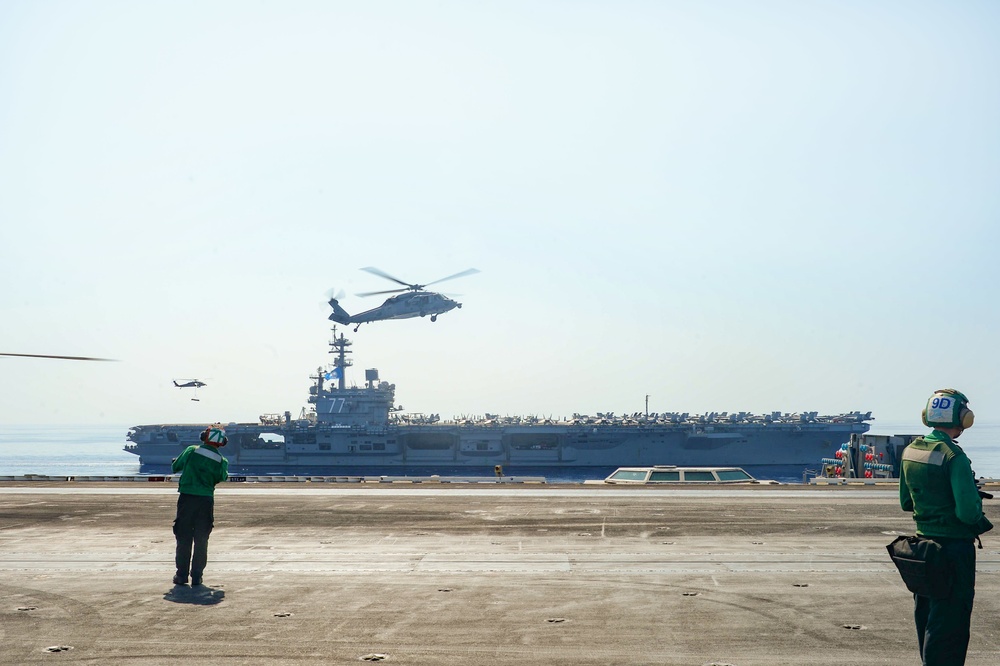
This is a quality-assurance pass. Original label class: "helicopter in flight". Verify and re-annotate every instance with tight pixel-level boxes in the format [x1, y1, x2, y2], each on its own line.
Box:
[173, 379, 207, 401]
[328, 267, 479, 331]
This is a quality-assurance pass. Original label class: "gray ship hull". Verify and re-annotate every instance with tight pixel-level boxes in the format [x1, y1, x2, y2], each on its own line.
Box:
[125, 420, 869, 478]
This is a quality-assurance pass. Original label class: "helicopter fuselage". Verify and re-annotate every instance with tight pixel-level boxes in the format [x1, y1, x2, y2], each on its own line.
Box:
[327, 266, 477, 329]
[329, 292, 461, 326]
[173, 380, 206, 388]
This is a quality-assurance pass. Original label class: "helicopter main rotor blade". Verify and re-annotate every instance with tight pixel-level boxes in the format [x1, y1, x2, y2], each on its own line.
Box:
[424, 268, 480, 287]
[360, 267, 415, 289]
[356, 287, 408, 297]
[0, 353, 118, 362]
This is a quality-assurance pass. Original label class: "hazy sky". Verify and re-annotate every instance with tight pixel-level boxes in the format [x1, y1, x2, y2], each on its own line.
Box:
[2, 0, 999, 429]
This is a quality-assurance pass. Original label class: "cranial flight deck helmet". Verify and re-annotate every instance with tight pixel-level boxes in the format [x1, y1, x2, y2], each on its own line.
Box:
[200, 424, 228, 446]
[922, 389, 975, 430]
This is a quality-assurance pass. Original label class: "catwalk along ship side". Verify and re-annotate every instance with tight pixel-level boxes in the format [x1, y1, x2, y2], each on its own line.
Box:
[125, 330, 873, 480]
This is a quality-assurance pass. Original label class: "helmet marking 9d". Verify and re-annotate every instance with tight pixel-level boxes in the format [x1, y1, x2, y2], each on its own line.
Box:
[921, 389, 974, 430]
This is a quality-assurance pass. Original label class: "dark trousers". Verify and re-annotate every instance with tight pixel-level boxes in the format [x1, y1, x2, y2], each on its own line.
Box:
[914, 537, 976, 666]
[173, 493, 215, 581]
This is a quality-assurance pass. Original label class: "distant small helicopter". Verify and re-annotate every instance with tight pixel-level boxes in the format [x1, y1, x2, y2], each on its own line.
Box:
[173, 379, 207, 401]
[328, 267, 479, 331]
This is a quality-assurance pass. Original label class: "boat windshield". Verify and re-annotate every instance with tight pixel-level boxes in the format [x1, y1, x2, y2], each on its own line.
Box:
[717, 469, 754, 481]
[609, 470, 648, 481]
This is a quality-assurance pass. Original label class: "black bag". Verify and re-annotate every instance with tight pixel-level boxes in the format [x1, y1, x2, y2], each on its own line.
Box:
[886, 535, 954, 599]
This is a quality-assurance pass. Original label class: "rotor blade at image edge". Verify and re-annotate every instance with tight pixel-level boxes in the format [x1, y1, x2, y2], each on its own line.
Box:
[424, 268, 480, 287]
[0, 353, 119, 361]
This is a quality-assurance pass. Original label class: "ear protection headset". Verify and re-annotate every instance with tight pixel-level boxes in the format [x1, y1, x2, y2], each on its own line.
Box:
[921, 389, 975, 430]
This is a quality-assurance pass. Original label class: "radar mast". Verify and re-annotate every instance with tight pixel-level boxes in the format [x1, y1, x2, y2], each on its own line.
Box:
[328, 326, 352, 391]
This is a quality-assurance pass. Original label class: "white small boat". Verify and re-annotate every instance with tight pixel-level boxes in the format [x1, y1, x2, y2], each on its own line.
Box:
[603, 465, 761, 484]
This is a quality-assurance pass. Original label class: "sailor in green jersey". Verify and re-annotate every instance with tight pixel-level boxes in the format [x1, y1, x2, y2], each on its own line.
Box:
[899, 389, 993, 666]
[171, 424, 229, 587]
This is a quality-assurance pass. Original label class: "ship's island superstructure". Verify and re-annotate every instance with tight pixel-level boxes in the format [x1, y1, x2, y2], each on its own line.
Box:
[125, 329, 873, 480]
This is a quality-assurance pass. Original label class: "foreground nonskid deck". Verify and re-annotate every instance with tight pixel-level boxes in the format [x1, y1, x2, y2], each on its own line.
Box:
[1, 484, 998, 665]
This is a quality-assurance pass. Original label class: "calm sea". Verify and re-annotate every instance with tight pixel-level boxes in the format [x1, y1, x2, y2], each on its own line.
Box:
[0, 421, 997, 482]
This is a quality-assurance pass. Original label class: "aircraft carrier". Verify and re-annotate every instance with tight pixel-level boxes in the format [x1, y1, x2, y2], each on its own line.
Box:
[125, 329, 873, 480]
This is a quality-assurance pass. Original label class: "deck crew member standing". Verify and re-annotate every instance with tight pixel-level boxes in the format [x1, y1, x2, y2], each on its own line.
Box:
[899, 389, 993, 666]
[171, 424, 229, 586]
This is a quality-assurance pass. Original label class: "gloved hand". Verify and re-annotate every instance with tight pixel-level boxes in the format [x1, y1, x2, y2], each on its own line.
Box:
[974, 514, 994, 535]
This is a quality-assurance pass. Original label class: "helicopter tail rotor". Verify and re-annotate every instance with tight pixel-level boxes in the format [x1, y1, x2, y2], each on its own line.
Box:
[323, 287, 346, 302]
[327, 297, 353, 325]
[322, 288, 354, 324]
